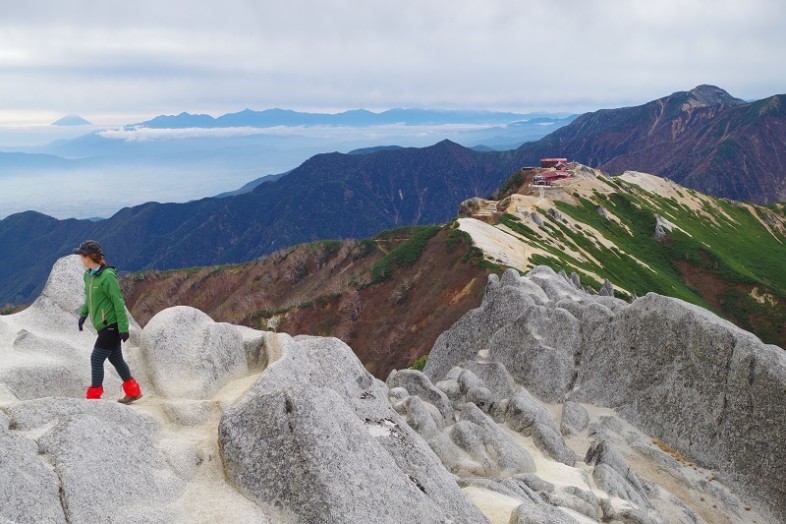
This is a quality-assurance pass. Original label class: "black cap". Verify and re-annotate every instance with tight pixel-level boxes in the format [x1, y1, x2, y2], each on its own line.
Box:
[73, 240, 103, 256]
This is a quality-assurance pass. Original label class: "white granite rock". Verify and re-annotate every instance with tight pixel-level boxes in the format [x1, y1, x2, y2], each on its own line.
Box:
[140, 306, 248, 399]
[219, 334, 488, 524]
[0, 417, 66, 523]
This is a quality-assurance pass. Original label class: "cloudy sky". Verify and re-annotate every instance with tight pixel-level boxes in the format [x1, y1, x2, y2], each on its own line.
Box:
[1, 0, 784, 124]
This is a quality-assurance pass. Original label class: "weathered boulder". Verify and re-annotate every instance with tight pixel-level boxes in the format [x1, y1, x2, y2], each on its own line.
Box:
[425, 264, 786, 523]
[543, 486, 601, 521]
[399, 396, 471, 475]
[569, 271, 582, 290]
[531, 212, 544, 227]
[489, 303, 580, 401]
[510, 502, 582, 524]
[387, 369, 454, 423]
[11, 255, 92, 334]
[593, 464, 650, 508]
[435, 378, 461, 401]
[586, 439, 650, 509]
[140, 306, 247, 399]
[221, 386, 458, 524]
[601, 501, 668, 524]
[505, 388, 559, 436]
[5, 398, 183, 524]
[219, 335, 488, 524]
[0, 255, 146, 400]
[560, 401, 590, 436]
[402, 394, 444, 436]
[513, 473, 555, 494]
[10, 255, 141, 340]
[532, 423, 577, 466]
[449, 403, 535, 476]
[461, 361, 516, 399]
[388, 386, 410, 403]
[576, 293, 786, 522]
[0, 413, 66, 524]
[458, 477, 540, 504]
[423, 270, 548, 381]
[234, 325, 280, 371]
[457, 368, 485, 393]
[466, 385, 495, 413]
[0, 330, 85, 400]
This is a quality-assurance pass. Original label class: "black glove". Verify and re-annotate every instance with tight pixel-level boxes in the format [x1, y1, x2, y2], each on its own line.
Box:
[78, 316, 87, 331]
[120, 332, 130, 343]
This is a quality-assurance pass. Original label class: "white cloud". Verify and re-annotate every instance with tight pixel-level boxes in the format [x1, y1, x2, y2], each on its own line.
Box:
[1, 0, 784, 122]
[97, 123, 494, 141]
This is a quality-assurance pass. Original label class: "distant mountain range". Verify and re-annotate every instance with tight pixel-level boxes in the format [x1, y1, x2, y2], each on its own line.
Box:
[0, 141, 518, 304]
[135, 108, 574, 129]
[2, 85, 785, 304]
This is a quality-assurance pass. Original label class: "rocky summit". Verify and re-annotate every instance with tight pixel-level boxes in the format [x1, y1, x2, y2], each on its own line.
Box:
[0, 256, 784, 523]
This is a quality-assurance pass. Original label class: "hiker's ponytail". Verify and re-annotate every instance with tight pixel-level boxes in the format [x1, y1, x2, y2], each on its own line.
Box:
[87, 252, 107, 267]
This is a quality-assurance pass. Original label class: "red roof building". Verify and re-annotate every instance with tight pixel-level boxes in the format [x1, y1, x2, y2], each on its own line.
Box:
[541, 158, 568, 169]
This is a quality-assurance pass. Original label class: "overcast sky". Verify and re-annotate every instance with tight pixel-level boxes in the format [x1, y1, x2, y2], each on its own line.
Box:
[1, 0, 784, 124]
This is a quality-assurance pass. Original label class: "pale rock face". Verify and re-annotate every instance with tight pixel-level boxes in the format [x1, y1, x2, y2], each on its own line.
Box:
[12, 255, 142, 337]
[423, 271, 548, 382]
[1, 398, 184, 524]
[221, 386, 459, 524]
[510, 500, 583, 524]
[140, 306, 248, 399]
[2, 257, 491, 524]
[421, 264, 786, 523]
[0, 415, 66, 524]
[2, 256, 783, 524]
[461, 361, 516, 399]
[387, 368, 455, 423]
[219, 336, 488, 524]
[561, 401, 590, 436]
[452, 402, 536, 475]
[488, 303, 581, 402]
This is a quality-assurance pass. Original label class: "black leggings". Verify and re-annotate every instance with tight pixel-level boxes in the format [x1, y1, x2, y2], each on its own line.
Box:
[91, 324, 132, 387]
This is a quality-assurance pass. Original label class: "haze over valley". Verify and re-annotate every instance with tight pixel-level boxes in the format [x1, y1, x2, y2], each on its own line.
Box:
[0, 109, 573, 219]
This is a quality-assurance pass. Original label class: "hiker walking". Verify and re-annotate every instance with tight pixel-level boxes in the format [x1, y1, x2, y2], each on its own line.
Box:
[74, 240, 143, 403]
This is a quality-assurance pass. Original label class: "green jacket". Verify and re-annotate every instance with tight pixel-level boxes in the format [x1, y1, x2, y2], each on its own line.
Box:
[79, 265, 130, 333]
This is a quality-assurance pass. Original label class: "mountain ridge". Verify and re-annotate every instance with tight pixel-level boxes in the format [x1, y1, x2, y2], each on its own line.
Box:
[0, 140, 517, 304]
[116, 164, 786, 382]
[3, 85, 785, 305]
[513, 86, 786, 202]
[136, 108, 574, 129]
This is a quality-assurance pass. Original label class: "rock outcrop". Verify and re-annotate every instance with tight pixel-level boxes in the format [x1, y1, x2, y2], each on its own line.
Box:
[424, 266, 786, 523]
[140, 306, 248, 399]
[0, 257, 782, 524]
[218, 335, 487, 524]
[0, 257, 486, 523]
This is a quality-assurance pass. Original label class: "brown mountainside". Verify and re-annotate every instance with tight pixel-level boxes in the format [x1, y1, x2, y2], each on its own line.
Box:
[122, 227, 494, 377]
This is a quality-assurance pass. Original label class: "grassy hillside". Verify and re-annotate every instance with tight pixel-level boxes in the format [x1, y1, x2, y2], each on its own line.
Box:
[458, 165, 786, 348]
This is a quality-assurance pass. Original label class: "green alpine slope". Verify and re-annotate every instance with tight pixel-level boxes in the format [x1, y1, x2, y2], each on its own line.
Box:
[458, 164, 786, 347]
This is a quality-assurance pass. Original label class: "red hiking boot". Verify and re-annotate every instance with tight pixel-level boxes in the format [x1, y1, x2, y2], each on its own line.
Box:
[118, 378, 143, 404]
[86, 385, 103, 400]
